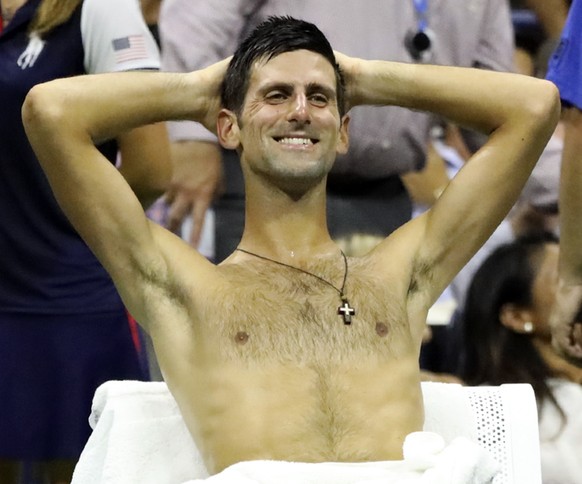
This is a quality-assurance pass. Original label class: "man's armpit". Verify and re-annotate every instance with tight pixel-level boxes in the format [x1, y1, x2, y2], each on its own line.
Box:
[407, 256, 433, 297]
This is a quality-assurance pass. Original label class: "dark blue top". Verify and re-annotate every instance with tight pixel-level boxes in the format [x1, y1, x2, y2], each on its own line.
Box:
[546, 0, 582, 110]
[0, 0, 122, 314]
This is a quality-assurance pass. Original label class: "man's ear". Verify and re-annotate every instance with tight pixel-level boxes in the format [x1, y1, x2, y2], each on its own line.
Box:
[216, 109, 240, 150]
[336, 114, 350, 155]
[500, 303, 535, 334]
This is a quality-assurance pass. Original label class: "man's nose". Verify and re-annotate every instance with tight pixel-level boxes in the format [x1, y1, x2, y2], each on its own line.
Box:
[286, 94, 311, 123]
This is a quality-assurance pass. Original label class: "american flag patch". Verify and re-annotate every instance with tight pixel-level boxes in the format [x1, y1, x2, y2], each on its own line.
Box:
[112, 35, 148, 64]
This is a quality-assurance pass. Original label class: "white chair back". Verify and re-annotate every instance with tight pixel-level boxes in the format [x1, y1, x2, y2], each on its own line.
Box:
[72, 381, 541, 484]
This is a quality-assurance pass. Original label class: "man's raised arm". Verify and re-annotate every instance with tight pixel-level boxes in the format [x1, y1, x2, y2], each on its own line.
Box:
[338, 55, 560, 307]
[21, 61, 228, 326]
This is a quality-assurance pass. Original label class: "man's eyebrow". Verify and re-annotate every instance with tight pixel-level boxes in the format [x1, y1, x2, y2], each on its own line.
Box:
[257, 82, 294, 94]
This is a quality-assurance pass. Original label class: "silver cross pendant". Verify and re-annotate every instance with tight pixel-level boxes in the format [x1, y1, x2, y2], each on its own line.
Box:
[338, 299, 355, 325]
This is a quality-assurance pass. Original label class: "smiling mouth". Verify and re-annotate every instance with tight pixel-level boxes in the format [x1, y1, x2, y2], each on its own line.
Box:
[273, 136, 318, 146]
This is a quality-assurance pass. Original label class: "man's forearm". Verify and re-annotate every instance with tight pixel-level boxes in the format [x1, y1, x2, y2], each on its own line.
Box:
[23, 64, 225, 146]
[347, 60, 559, 136]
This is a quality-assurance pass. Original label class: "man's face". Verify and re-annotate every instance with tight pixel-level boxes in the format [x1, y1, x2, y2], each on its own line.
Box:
[232, 50, 349, 193]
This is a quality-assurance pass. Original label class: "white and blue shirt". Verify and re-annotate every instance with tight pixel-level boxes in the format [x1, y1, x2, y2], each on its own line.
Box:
[0, 0, 159, 314]
[546, 0, 582, 110]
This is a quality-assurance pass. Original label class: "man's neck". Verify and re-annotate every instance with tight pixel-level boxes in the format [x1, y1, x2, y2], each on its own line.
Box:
[238, 178, 336, 262]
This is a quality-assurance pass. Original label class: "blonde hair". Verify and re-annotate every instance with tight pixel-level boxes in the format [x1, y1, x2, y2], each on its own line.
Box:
[29, 0, 83, 37]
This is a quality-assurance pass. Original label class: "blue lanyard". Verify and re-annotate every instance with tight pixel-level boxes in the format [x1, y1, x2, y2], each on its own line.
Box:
[413, 0, 428, 31]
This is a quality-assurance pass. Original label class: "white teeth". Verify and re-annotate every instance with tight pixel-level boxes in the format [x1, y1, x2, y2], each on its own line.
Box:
[278, 137, 313, 145]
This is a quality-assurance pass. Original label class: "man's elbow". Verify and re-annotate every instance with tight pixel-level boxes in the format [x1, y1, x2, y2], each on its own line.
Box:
[528, 80, 561, 133]
[22, 83, 65, 139]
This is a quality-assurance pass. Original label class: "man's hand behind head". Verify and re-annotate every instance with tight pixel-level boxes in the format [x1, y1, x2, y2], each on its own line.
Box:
[188, 57, 232, 134]
[332, 51, 361, 113]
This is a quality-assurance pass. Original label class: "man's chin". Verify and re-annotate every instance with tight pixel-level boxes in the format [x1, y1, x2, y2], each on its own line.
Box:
[268, 168, 329, 197]
[274, 153, 333, 176]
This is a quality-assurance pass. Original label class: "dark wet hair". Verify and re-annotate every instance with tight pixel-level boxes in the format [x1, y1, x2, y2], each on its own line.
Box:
[221, 16, 346, 117]
[459, 233, 565, 424]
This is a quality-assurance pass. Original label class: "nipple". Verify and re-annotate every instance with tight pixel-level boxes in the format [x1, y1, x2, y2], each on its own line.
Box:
[375, 322, 389, 337]
[234, 331, 249, 345]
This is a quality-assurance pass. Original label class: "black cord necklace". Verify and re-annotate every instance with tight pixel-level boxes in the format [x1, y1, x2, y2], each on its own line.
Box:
[236, 248, 356, 324]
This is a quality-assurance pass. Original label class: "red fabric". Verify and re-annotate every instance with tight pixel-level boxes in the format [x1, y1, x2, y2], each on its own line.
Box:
[126, 310, 143, 354]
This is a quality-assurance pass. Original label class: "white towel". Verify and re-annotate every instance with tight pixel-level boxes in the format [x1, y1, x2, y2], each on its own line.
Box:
[73, 381, 538, 484]
[72, 381, 210, 484]
[181, 432, 499, 484]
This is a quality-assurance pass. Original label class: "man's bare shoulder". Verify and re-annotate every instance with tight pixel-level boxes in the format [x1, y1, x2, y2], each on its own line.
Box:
[362, 218, 440, 334]
[135, 223, 224, 326]
[363, 218, 427, 286]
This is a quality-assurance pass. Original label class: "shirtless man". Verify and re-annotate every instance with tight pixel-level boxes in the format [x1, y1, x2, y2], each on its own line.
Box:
[22, 17, 559, 475]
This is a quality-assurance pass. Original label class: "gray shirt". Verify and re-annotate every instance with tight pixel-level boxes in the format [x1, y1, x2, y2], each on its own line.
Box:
[160, 0, 514, 178]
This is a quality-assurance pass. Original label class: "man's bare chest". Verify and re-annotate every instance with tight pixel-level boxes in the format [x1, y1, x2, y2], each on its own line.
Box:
[198, 261, 413, 365]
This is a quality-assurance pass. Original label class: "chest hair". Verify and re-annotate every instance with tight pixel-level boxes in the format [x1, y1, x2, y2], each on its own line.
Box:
[202, 257, 412, 365]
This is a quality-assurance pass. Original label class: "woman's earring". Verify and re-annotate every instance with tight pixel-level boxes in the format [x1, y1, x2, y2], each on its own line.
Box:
[523, 321, 534, 333]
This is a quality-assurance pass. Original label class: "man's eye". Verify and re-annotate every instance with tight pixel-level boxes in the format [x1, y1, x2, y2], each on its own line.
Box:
[265, 92, 287, 103]
[309, 94, 328, 106]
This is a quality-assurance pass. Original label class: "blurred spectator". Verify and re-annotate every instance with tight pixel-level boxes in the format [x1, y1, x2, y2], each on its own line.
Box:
[512, 0, 570, 39]
[459, 234, 582, 483]
[546, 0, 582, 362]
[140, 0, 162, 46]
[0, 0, 168, 482]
